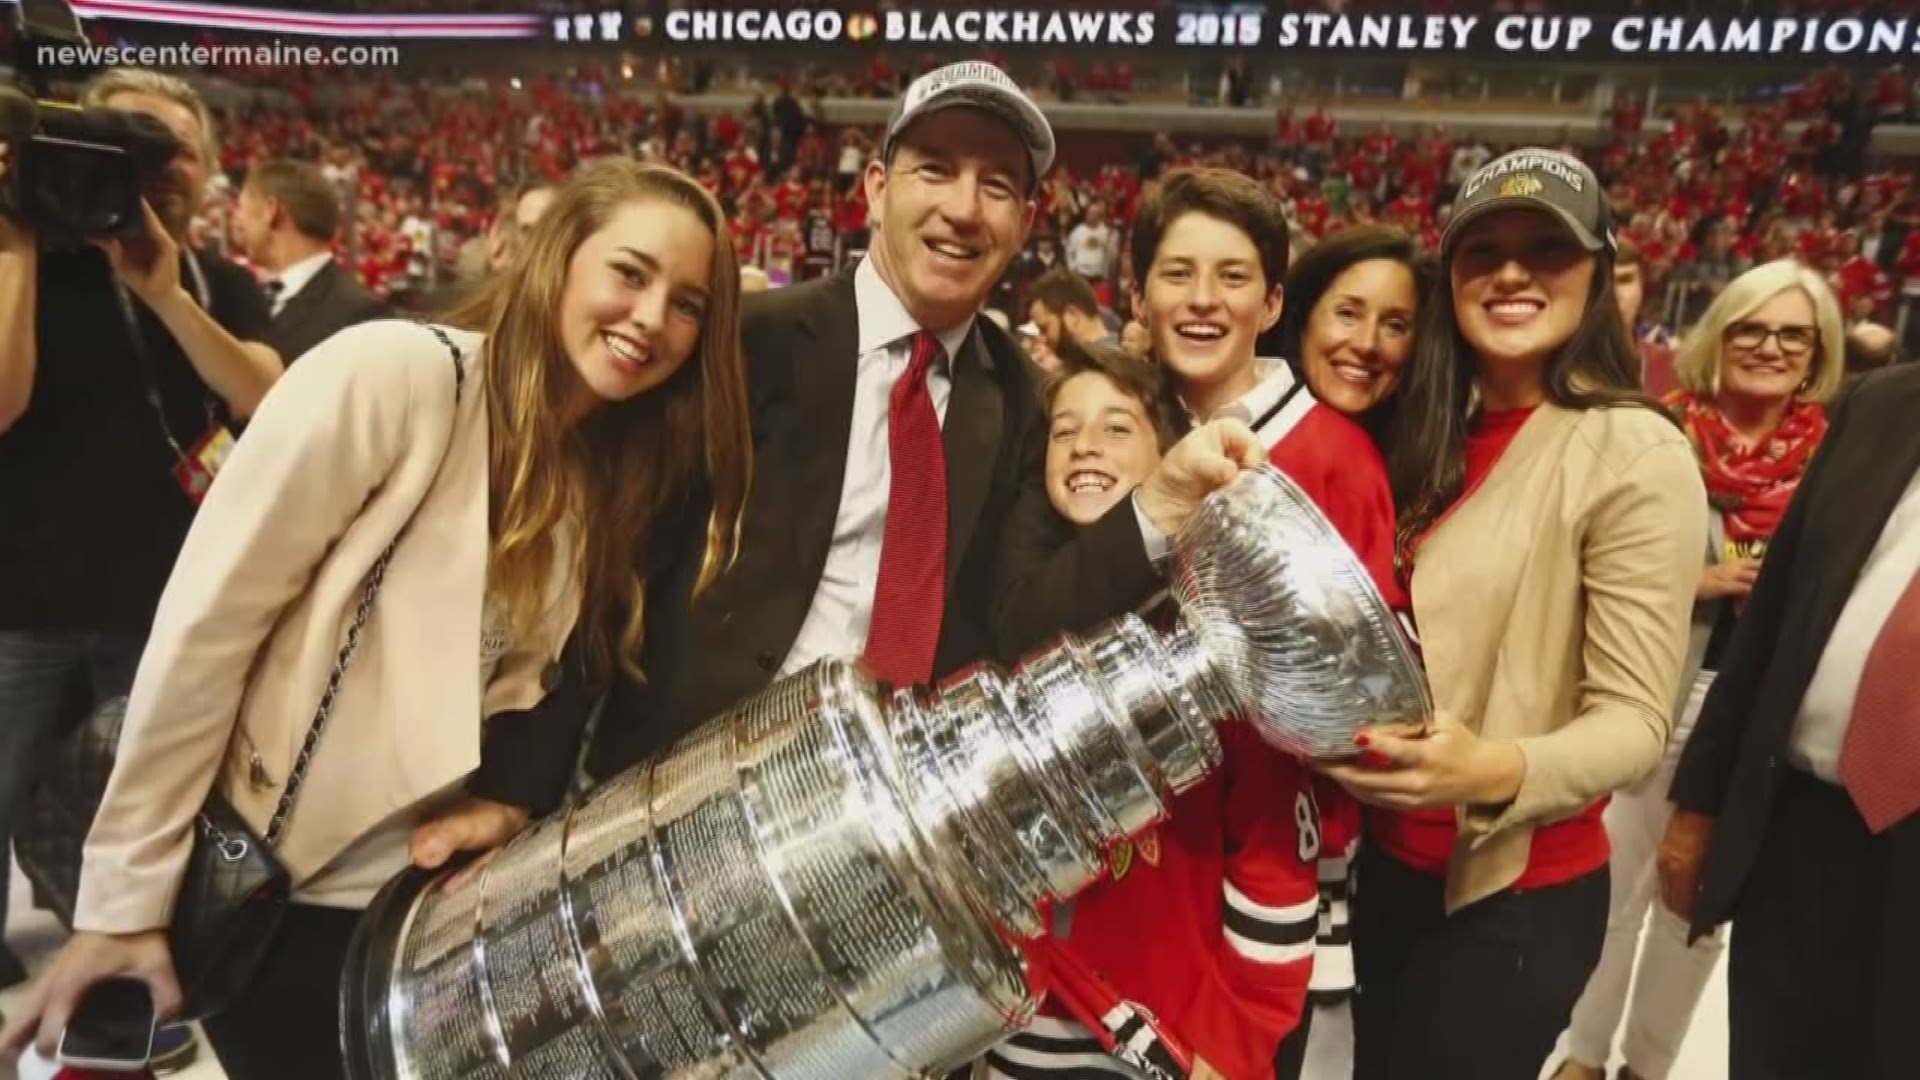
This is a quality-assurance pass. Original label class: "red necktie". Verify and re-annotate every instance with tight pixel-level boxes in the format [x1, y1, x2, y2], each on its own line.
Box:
[1838, 566, 1920, 833]
[864, 330, 948, 686]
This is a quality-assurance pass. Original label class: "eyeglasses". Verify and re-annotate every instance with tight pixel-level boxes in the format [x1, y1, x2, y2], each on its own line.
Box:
[1724, 321, 1819, 357]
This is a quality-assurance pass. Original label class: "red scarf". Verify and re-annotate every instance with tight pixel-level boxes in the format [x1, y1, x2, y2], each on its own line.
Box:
[1666, 390, 1829, 547]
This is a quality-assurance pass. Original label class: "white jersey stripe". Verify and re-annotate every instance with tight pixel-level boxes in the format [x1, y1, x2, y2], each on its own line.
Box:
[1224, 879, 1320, 925]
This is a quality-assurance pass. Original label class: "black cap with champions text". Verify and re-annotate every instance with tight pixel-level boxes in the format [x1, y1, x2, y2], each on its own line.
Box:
[1442, 147, 1616, 258]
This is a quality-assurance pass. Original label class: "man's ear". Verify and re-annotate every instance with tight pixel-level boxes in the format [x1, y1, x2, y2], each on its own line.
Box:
[1260, 283, 1285, 333]
[862, 156, 889, 215]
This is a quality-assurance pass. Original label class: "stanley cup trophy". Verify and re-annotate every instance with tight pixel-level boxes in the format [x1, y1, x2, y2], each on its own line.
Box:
[340, 466, 1432, 1080]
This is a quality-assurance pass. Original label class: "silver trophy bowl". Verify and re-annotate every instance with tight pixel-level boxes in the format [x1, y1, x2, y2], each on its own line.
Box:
[1170, 464, 1430, 757]
[340, 465, 1431, 1080]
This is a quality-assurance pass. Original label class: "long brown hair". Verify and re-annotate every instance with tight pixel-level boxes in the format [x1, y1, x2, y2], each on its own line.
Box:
[1387, 225, 1660, 555]
[445, 159, 752, 680]
[1271, 224, 1430, 372]
[1269, 224, 1432, 441]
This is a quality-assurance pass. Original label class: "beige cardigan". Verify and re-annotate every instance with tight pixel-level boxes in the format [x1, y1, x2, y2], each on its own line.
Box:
[76, 321, 578, 931]
[1409, 401, 1707, 913]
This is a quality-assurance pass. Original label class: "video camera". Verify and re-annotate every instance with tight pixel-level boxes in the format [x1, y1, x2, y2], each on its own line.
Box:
[1, 0, 181, 247]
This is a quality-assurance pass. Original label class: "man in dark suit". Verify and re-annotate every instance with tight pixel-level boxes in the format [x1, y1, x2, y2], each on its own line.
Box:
[1862, 206, 1908, 276]
[230, 159, 386, 363]
[585, 61, 1261, 775]
[1662, 363, 1920, 1080]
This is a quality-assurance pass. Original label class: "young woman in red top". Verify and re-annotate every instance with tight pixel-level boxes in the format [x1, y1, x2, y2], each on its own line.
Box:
[1323, 150, 1704, 1080]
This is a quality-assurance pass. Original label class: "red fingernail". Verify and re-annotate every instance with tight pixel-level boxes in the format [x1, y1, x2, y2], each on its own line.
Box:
[1354, 733, 1372, 747]
[1364, 752, 1393, 769]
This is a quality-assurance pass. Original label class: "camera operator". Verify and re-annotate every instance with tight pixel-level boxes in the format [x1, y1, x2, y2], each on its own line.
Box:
[0, 68, 280, 991]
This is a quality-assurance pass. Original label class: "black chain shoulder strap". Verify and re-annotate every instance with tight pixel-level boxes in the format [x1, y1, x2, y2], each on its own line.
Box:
[262, 323, 469, 846]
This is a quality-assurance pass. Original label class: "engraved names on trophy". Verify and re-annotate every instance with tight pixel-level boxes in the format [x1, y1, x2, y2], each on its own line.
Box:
[346, 469, 1430, 1080]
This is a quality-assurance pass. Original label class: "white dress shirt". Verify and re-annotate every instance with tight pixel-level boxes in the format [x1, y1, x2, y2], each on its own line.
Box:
[1121, 359, 1304, 611]
[266, 250, 335, 317]
[1207, 358, 1309, 452]
[1128, 359, 1301, 572]
[1787, 463, 1920, 781]
[776, 258, 974, 676]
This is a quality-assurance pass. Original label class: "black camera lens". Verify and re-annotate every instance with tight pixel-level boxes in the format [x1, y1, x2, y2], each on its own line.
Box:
[27, 140, 138, 238]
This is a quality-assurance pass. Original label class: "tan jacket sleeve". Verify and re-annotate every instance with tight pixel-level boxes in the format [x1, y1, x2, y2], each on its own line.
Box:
[1465, 431, 1708, 838]
[75, 321, 441, 933]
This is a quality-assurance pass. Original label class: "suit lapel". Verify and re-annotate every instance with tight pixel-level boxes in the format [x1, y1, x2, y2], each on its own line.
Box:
[943, 328, 1003, 588]
[733, 271, 1004, 616]
[803, 272, 861, 466]
[1852, 373, 1920, 531]
[1790, 373, 1920, 654]
[768, 276, 860, 597]
[273, 261, 333, 343]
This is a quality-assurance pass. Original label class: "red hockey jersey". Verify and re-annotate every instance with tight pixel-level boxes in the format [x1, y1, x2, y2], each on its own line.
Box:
[986, 364, 1401, 1080]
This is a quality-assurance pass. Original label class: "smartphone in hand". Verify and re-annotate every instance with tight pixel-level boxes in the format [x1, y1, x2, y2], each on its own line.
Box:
[56, 977, 156, 1071]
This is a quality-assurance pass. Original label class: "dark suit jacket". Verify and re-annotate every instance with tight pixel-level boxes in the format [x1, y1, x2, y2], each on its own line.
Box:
[584, 269, 1162, 776]
[268, 258, 389, 364]
[1870, 220, 1909, 275]
[1669, 364, 1920, 1073]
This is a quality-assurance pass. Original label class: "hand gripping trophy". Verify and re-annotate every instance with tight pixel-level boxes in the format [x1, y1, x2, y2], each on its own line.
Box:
[340, 466, 1431, 1080]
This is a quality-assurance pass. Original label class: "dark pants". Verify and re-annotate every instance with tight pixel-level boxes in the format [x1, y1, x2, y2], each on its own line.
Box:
[1272, 998, 1313, 1080]
[1727, 768, 1889, 1080]
[1350, 844, 1608, 1080]
[0, 631, 142, 940]
[202, 904, 362, 1080]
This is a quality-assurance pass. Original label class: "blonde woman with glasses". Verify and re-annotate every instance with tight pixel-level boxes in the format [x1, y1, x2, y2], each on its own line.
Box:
[1557, 260, 1845, 1080]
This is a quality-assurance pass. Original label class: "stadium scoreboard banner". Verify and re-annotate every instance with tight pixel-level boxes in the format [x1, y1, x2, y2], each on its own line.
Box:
[545, 4, 1920, 62]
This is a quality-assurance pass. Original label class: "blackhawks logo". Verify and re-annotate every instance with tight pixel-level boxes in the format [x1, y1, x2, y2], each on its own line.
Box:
[1499, 174, 1545, 198]
[1107, 829, 1162, 880]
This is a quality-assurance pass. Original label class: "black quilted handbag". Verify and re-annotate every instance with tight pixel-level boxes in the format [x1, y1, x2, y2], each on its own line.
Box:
[14, 324, 466, 1020]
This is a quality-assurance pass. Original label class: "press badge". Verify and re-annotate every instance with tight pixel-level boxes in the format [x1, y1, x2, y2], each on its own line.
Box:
[171, 425, 236, 504]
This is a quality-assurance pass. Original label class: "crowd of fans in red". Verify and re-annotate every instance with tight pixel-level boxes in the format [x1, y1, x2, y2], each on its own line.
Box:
[1593, 68, 1920, 328]
[173, 44, 1920, 338]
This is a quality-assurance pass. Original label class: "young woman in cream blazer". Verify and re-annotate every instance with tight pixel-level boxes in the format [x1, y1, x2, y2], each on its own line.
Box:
[1319, 150, 1707, 1080]
[2, 159, 753, 1080]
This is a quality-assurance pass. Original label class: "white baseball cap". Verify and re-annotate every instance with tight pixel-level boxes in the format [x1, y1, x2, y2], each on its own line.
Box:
[885, 61, 1056, 188]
